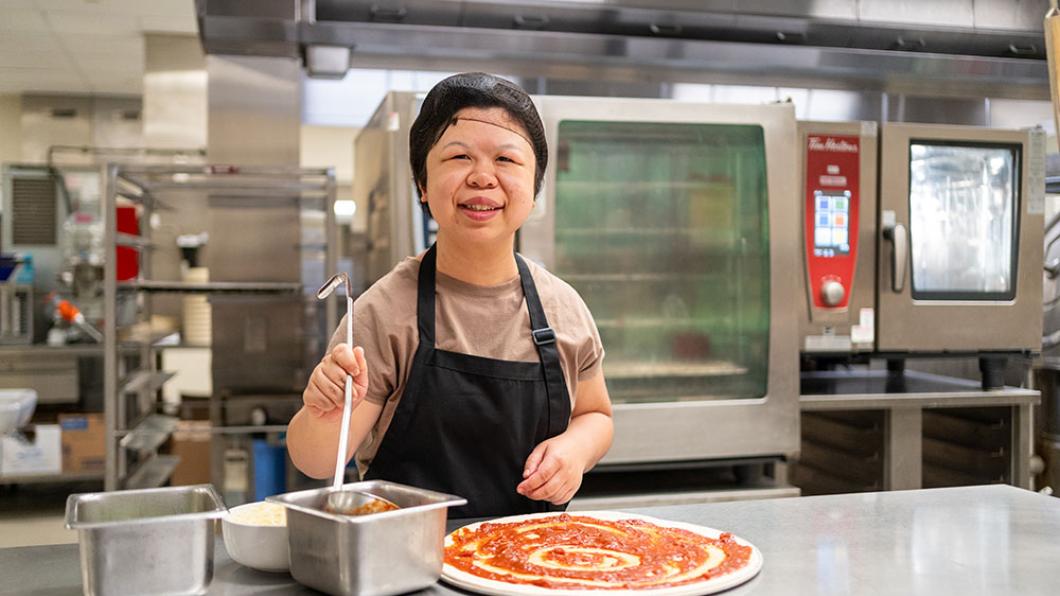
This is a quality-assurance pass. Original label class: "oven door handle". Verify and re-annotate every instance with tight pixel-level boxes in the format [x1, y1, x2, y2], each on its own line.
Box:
[883, 221, 908, 293]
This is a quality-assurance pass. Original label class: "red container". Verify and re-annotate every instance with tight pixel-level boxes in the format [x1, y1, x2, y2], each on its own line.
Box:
[116, 205, 139, 281]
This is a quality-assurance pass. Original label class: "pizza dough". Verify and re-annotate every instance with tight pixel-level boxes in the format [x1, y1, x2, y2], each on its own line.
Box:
[442, 511, 762, 595]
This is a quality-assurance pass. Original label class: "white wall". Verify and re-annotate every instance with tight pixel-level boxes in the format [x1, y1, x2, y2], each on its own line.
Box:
[0, 94, 22, 165]
[300, 125, 357, 184]
[300, 124, 366, 231]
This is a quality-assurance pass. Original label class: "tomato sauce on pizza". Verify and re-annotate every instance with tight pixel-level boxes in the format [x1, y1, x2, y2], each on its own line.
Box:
[445, 514, 752, 590]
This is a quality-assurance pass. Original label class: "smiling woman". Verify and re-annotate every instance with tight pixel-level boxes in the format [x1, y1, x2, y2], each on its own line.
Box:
[287, 73, 614, 520]
[419, 107, 538, 256]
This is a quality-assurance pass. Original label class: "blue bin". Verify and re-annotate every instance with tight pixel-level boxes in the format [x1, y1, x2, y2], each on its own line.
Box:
[252, 438, 287, 500]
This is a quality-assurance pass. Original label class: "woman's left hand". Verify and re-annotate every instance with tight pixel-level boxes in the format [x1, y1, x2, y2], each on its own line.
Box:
[517, 433, 586, 505]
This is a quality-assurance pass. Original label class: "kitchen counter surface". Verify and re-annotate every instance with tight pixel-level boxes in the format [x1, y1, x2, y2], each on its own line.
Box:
[2, 484, 1058, 595]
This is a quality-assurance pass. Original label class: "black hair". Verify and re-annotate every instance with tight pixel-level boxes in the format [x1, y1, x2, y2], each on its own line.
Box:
[409, 73, 547, 215]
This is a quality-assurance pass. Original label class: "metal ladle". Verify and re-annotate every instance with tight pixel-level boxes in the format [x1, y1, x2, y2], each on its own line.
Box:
[316, 273, 398, 516]
[324, 487, 399, 516]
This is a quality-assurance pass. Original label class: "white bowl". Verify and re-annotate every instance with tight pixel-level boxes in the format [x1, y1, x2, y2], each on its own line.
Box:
[0, 389, 36, 435]
[222, 502, 290, 572]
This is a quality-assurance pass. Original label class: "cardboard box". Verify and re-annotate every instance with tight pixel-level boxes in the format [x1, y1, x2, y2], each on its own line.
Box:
[1, 424, 61, 477]
[169, 420, 212, 486]
[59, 413, 105, 474]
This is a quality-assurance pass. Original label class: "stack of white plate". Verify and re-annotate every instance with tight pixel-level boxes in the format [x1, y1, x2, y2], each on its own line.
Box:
[182, 267, 211, 346]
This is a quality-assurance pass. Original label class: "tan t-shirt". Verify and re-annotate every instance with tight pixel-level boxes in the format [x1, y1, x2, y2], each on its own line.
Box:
[326, 255, 605, 476]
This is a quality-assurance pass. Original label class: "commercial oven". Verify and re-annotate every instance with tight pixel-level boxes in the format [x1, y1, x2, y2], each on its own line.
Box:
[798, 122, 1046, 370]
[521, 96, 800, 467]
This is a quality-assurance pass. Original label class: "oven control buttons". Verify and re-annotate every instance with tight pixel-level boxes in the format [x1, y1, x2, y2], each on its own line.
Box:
[820, 279, 845, 307]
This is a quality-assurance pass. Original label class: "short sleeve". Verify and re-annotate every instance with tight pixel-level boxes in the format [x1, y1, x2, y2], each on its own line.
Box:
[572, 293, 605, 382]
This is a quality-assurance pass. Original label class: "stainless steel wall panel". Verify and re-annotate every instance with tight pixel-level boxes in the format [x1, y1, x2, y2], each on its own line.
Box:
[206, 54, 304, 395]
[205, 0, 299, 19]
[858, 0, 974, 29]
[144, 34, 207, 151]
[739, 0, 856, 20]
[209, 298, 308, 392]
[143, 34, 209, 321]
[891, 96, 988, 126]
[207, 202, 301, 281]
[206, 55, 302, 166]
[973, 0, 1048, 31]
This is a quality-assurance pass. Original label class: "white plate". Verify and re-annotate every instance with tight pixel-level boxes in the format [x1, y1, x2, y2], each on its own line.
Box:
[441, 510, 763, 596]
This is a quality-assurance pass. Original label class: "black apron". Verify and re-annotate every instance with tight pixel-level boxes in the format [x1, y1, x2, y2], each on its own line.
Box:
[364, 244, 572, 518]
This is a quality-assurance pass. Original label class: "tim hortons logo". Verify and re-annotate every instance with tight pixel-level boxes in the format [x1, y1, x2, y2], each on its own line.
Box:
[809, 136, 858, 153]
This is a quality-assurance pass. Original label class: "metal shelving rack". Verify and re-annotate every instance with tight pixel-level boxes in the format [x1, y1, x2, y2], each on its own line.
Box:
[102, 164, 337, 491]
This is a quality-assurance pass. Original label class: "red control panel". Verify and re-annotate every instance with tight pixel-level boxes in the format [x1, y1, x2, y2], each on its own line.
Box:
[804, 134, 860, 309]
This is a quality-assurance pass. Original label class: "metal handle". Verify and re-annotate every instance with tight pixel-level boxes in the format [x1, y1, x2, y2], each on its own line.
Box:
[883, 217, 907, 293]
[649, 23, 683, 36]
[514, 14, 550, 29]
[370, 4, 407, 21]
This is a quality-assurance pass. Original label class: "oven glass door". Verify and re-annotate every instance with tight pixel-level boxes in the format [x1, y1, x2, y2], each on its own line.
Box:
[908, 141, 1020, 301]
[552, 120, 770, 403]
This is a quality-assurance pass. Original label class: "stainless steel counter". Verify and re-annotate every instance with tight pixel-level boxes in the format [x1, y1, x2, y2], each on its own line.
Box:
[2, 485, 1058, 595]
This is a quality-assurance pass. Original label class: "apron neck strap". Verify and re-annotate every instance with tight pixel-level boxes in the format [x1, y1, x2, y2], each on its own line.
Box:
[417, 244, 439, 345]
[515, 254, 552, 344]
[516, 254, 571, 437]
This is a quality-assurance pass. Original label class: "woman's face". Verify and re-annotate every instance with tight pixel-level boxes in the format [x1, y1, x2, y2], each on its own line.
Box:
[421, 106, 536, 248]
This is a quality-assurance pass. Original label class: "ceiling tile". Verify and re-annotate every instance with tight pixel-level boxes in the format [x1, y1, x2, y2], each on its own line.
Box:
[45, 9, 139, 35]
[1, 0, 39, 10]
[58, 33, 142, 55]
[0, 9, 51, 31]
[30, 0, 114, 10]
[71, 54, 143, 74]
[0, 34, 72, 68]
[0, 66, 88, 93]
[33, 0, 194, 16]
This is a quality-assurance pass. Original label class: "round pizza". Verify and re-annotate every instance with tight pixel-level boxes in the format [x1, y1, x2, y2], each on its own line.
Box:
[442, 511, 762, 596]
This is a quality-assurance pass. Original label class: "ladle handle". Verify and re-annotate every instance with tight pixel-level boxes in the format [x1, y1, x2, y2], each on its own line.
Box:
[333, 295, 355, 488]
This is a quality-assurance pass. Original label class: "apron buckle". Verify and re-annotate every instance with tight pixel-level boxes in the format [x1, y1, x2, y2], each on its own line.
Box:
[532, 327, 556, 346]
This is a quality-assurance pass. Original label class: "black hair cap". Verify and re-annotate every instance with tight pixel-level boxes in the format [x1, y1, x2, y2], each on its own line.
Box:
[409, 73, 547, 202]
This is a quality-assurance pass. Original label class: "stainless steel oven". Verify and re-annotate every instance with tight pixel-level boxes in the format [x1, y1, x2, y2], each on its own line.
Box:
[798, 122, 1045, 360]
[521, 96, 800, 467]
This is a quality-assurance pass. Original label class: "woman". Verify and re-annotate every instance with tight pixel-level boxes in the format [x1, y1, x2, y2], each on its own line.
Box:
[288, 73, 613, 518]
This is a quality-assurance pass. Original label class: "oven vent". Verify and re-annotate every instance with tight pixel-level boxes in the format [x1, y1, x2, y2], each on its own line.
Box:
[10, 176, 57, 245]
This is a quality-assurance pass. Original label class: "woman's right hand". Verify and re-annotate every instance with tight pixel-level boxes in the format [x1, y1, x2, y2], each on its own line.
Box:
[303, 344, 369, 422]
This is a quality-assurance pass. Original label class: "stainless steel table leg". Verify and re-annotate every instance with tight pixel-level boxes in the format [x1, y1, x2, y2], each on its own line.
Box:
[1012, 404, 1032, 489]
[884, 408, 922, 490]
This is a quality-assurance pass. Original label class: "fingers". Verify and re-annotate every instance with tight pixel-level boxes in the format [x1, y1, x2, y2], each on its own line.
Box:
[525, 473, 567, 503]
[329, 344, 370, 402]
[517, 449, 561, 496]
[331, 343, 360, 376]
[305, 374, 335, 408]
[315, 365, 345, 404]
[318, 356, 348, 388]
[523, 442, 548, 479]
[554, 486, 577, 505]
[352, 346, 369, 397]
